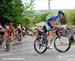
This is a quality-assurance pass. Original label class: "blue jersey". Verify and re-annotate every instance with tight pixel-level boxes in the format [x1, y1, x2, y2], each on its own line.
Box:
[45, 15, 58, 24]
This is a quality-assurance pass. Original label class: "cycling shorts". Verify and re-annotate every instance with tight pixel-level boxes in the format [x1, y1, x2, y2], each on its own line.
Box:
[45, 22, 53, 31]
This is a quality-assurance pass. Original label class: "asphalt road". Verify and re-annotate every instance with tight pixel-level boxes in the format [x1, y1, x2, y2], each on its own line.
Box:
[0, 36, 75, 61]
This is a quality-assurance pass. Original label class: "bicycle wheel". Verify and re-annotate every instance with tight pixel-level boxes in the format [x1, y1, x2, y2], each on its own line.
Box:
[54, 36, 71, 53]
[34, 37, 48, 54]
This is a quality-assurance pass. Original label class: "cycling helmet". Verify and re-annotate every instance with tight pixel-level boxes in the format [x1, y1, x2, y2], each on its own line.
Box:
[58, 10, 64, 16]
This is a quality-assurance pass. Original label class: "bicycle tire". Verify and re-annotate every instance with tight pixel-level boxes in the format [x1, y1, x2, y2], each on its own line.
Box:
[54, 36, 71, 53]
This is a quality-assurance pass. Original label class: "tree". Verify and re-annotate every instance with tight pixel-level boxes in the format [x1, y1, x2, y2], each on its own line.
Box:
[0, 0, 24, 25]
[0, 0, 35, 26]
[22, 0, 35, 27]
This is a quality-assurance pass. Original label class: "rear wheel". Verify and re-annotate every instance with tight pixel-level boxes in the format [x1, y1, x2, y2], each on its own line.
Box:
[54, 36, 71, 53]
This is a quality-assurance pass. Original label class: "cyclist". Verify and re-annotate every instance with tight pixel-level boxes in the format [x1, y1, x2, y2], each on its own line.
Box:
[0, 23, 5, 47]
[16, 24, 22, 41]
[45, 10, 65, 49]
[21, 24, 26, 36]
[5, 23, 14, 51]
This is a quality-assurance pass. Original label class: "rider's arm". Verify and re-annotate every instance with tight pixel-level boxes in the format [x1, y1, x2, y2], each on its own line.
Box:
[56, 18, 61, 25]
[56, 18, 62, 28]
[58, 20, 61, 26]
[49, 20, 55, 27]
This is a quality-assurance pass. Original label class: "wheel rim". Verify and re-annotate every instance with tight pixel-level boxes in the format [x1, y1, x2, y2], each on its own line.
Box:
[54, 36, 71, 52]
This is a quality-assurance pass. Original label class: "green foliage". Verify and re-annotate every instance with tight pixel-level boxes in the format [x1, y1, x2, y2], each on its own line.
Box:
[65, 10, 75, 25]
[32, 13, 48, 25]
[0, 0, 24, 24]
[0, 0, 34, 26]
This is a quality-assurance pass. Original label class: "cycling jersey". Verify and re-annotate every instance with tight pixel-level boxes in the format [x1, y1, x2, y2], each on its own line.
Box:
[6, 26, 14, 36]
[45, 15, 58, 31]
[45, 15, 58, 24]
[17, 26, 22, 34]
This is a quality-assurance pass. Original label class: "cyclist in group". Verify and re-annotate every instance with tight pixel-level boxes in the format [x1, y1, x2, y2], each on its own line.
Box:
[0, 23, 5, 47]
[45, 10, 66, 49]
[5, 23, 14, 51]
[21, 24, 26, 36]
[16, 24, 22, 41]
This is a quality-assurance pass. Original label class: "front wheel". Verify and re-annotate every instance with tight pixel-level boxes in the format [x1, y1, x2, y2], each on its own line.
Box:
[54, 36, 71, 53]
[34, 37, 48, 54]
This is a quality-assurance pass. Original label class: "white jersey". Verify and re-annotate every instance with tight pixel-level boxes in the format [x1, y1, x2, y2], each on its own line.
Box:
[17, 26, 22, 30]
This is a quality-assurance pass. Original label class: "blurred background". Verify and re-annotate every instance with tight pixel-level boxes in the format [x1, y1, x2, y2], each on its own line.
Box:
[0, 0, 75, 29]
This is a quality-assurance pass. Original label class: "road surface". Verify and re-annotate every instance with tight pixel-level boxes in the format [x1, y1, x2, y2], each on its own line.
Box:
[0, 36, 75, 61]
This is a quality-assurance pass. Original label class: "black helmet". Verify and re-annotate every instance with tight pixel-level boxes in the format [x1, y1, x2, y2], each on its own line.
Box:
[58, 10, 64, 16]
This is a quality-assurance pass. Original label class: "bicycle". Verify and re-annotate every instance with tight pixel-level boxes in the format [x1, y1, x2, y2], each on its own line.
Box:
[13, 34, 22, 42]
[13, 30, 22, 43]
[34, 27, 71, 54]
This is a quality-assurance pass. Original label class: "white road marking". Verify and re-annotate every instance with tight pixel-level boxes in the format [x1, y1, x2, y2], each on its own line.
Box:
[0, 53, 13, 56]
[2, 58, 25, 60]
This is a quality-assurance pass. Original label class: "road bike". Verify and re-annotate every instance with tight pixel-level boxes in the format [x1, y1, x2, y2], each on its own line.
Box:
[34, 27, 71, 54]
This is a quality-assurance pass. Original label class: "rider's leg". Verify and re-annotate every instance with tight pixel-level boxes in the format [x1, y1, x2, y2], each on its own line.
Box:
[47, 21, 56, 48]
[20, 32, 22, 40]
[6, 32, 12, 50]
[18, 32, 22, 41]
[47, 31, 53, 46]
[45, 26, 54, 48]
[6, 36, 11, 51]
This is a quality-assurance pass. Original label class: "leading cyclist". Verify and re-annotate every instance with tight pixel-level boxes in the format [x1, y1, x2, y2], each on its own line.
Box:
[45, 10, 66, 49]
